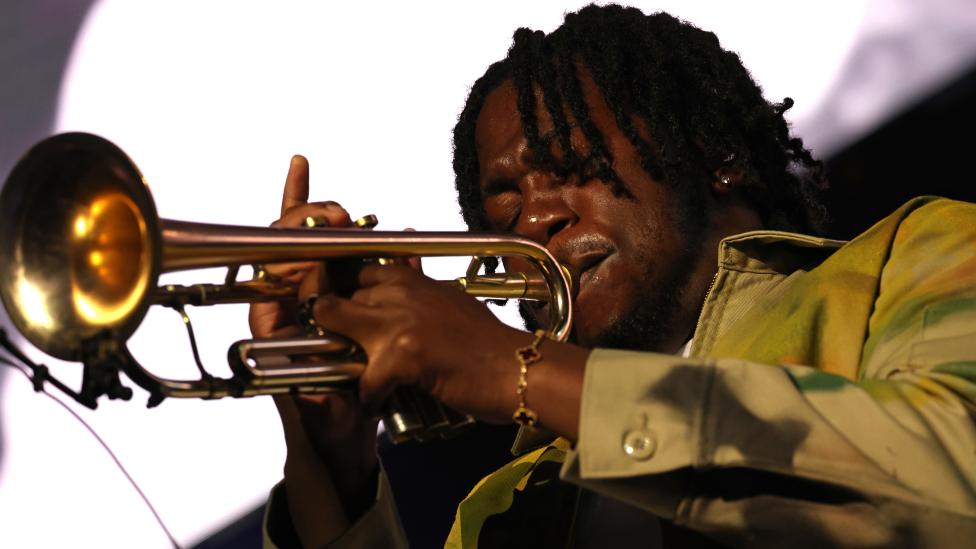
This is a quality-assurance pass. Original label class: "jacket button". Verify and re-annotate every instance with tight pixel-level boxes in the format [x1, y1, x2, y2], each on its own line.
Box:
[622, 429, 656, 460]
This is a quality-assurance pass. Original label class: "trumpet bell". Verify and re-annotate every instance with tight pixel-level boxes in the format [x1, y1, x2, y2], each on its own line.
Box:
[0, 133, 160, 361]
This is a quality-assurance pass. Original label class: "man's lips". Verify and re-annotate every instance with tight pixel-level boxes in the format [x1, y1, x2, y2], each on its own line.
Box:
[543, 234, 613, 299]
[530, 252, 609, 332]
[522, 235, 614, 322]
[576, 253, 610, 297]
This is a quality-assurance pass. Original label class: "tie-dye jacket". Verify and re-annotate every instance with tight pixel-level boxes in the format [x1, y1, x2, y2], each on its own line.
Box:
[265, 197, 976, 548]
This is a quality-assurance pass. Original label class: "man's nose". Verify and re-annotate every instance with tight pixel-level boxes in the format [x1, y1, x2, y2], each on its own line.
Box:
[519, 178, 577, 245]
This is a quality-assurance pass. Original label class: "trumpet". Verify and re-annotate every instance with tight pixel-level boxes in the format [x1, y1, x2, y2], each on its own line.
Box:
[0, 133, 573, 442]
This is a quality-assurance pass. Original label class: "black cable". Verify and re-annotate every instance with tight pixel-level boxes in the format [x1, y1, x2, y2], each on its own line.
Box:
[0, 330, 88, 404]
[0, 354, 30, 377]
[0, 356, 183, 549]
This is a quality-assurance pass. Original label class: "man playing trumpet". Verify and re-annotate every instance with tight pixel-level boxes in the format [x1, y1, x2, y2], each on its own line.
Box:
[255, 5, 976, 548]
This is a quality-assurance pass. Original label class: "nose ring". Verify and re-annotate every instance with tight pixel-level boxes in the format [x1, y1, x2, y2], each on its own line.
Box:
[527, 215, 539, 224]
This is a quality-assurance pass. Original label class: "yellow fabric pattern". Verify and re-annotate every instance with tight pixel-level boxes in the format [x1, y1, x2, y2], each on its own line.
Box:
[445, 438, 571, 548]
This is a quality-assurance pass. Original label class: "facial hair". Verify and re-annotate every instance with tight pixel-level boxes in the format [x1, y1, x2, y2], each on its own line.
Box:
[585, 239, 700, 352]
[519, 188, 709, 353]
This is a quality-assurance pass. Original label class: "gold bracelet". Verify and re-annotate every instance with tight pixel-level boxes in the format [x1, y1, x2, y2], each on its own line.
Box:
[513, 329, 547, 427]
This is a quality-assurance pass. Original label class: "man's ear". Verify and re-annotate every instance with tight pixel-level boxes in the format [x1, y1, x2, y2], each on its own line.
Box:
[704, 149, 743, 196]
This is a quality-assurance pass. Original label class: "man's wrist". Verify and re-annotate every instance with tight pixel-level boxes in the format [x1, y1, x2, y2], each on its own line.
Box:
[497, 330, 590, 442]
[335, 464, 380, 521]
[281, 453, 352, 547]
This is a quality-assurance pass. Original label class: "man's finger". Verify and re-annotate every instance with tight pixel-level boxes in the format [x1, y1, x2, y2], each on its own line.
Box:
[358, 358, 399, 413]
[403, 228, 424, 273]
[281, 154, 310, 216]
[355, 263, 420, 289]
[274, 201, 353, 229]
[312, 295, 384, 347]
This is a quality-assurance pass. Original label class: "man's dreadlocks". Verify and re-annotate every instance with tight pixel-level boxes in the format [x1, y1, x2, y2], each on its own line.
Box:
[453, 4, 828, 236]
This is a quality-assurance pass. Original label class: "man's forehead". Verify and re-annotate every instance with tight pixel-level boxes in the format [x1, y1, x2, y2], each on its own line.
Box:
[474, 80, 521, 153]
[474, 79, 581, 167]
[475, 76, 623, 179]
[473, 68, 624, 157]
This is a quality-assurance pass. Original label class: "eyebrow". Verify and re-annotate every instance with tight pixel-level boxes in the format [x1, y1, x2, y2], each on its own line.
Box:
[481, 177, 518, 197]
[539, 128, 560, 143]
[539, 123, 579, 147]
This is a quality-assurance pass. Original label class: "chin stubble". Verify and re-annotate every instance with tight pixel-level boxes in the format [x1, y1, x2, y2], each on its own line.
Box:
[519, 187, 710, 353]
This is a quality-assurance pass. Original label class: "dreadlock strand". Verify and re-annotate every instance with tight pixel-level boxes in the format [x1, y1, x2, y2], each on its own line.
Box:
[532, 35, 579, 173]
[511, 29, 552, 169]
[550, 28, 627, 194]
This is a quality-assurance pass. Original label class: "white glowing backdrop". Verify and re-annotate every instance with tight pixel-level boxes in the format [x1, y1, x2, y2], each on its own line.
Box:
[0, 1, 876, 547]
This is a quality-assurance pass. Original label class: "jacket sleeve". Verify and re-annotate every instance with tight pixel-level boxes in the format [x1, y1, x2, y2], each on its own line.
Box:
[263, 468, 408, 549]
[560, 201, 976, 548]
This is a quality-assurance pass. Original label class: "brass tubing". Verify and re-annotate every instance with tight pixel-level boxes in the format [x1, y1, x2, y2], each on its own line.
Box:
[450, 273, 552, 301]
[155, 274, 554, 306]
[158, 219, 573, 341]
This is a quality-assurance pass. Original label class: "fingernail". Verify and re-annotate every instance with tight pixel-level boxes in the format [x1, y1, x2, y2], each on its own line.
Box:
[296, 393, 327, 406]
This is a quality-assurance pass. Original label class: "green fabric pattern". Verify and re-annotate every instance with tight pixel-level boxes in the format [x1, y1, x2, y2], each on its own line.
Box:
[446, 438, 571, 548]
[444, 197, 976, 547]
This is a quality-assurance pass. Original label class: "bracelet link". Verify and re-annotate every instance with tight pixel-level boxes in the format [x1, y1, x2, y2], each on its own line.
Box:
[512, 329, 547, 427]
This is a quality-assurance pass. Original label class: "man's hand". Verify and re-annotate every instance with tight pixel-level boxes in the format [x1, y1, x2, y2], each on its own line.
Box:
[249, 155, 352, 339]
[309, 263, 539, 423]
[250, 155, 376, 548]
[254, 155, 589, 547]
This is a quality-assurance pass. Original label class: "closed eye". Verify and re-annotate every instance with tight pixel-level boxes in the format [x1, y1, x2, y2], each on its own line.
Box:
[481, 178, 522, 231]
[503, 206, 521, 231]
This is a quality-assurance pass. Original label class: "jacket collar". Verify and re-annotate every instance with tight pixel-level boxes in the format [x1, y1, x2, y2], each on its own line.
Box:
[717, 230, 846, 275]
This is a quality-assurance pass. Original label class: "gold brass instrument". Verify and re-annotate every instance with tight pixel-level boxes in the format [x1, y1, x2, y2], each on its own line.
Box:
[0, 133, 573, 442]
